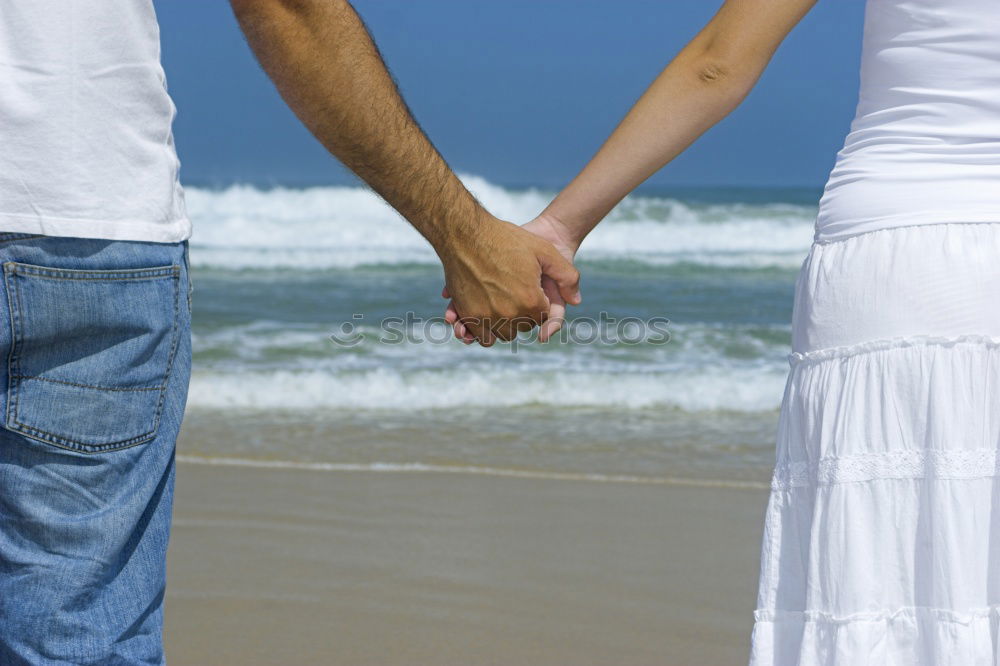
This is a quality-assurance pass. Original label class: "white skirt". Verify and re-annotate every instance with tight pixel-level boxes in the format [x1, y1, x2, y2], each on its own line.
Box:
[749, 222, 1000, 665]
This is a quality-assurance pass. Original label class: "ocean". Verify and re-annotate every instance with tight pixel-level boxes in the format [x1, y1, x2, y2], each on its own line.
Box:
[178, 176, 821, 488]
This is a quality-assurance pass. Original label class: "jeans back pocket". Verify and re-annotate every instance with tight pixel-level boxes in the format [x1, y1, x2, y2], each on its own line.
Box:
[3, 261, 181, 453]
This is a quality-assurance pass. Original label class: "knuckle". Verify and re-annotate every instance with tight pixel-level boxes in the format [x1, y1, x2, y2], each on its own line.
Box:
[500, 303, 523, 319]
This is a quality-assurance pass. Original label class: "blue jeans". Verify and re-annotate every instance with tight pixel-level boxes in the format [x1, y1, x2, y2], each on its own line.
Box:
[0, 235, 192, 665]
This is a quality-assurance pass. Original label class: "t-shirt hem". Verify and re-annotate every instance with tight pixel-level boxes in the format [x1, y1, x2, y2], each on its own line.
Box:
[0, 212, 192, 244]
[814, 211, 1000, 244]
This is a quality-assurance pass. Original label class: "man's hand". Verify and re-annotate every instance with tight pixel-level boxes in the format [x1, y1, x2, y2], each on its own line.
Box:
[438, 213, 580, 347]
[444, 213, 582, 346]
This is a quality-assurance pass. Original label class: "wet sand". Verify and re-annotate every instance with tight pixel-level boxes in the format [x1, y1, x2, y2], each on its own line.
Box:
[164, 460, 768, 665]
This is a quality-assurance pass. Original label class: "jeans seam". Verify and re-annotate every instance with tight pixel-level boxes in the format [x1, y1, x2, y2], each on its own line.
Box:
[10, 375, 164, 392]
[9, 421, 157, 452]
[4, 266, 21, 434]
[3, 262, 179, 281]
[150, 266, 183, 449]
[0, 233, 43, 244]
[183, 240, 192, 314]
[9, 273, 24, 435]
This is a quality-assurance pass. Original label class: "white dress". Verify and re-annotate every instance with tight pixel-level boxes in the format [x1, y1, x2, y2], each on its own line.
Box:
[749, 1, 1000, 663]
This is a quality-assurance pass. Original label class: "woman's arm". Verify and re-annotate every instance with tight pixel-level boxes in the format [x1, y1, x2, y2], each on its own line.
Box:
[540, 0, 819, 249]
[447, 0, 818, 343]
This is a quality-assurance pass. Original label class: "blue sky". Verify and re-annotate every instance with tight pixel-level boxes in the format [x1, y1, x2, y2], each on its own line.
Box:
[155, 0, 867, 189]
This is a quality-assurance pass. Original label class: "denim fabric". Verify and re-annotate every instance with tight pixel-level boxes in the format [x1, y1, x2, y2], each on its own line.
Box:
[0, 235, 192, 665]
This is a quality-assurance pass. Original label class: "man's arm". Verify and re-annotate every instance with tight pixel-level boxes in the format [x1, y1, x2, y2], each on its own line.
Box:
[229, 0, 580, 344]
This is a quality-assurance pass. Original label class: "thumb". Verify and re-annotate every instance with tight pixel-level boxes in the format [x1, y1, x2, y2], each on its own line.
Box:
[536, 243, 581, 306]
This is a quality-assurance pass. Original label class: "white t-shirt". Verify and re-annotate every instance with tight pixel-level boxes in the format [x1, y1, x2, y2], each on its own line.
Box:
[815, 0, 1000, 243]
[0, 1, 190, 242]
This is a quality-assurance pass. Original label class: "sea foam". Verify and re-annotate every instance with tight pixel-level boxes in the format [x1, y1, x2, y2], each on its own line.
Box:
[186, 363, 787, 412]
[185, 175, 816, 270]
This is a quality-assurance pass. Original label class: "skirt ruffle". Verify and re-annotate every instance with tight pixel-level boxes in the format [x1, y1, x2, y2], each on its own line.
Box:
[750, 223, 1000, 665]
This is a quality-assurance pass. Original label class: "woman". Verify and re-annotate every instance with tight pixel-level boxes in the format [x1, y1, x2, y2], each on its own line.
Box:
[448, 0, 1000, 661]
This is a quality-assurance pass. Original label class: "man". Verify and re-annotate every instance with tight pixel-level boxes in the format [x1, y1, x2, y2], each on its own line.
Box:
[0, 1, 578, 663]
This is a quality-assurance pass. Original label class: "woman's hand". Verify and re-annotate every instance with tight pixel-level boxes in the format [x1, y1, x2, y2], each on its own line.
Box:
[443, 213, 582, 344]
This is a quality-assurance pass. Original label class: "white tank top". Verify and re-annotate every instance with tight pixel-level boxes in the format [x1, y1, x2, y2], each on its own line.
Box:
[0, 1, 190, 242]
[815, 0, 1000, 243]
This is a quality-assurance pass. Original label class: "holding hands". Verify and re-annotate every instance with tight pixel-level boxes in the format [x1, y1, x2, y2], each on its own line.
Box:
[442, 213, 582, 346]
[234, 0, 809, 352]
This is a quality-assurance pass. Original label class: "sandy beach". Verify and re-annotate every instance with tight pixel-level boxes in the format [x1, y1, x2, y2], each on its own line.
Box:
[164, 459, 768, 665]
[166, 180, 802, 664]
